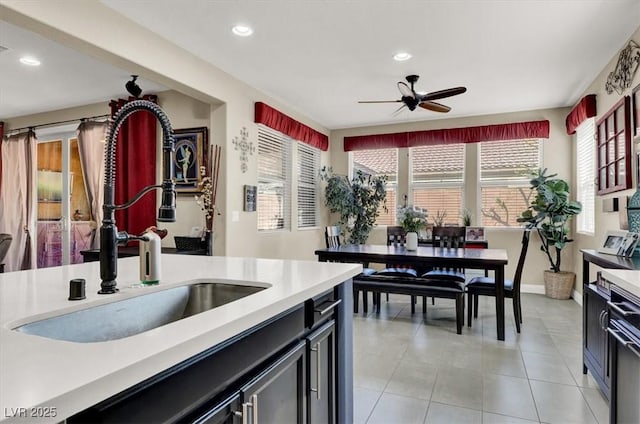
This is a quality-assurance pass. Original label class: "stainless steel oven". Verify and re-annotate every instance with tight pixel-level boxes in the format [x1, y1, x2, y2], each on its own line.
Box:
[608, 285, 640, 424]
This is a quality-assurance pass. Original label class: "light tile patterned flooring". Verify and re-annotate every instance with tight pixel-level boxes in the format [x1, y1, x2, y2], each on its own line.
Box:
[352, 293, 609, 424]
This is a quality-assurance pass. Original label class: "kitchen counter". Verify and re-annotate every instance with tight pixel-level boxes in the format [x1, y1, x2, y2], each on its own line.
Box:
[601, 269, 640, 298]
[0, 255, 361, 423]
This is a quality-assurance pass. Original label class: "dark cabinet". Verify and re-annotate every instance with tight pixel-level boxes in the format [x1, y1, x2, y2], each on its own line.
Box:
[192, 393, 241, 424]
[583, 283, 610, 397]
[307, 321, 336, 424]
[66, 284, 350, 424]
[239, 341, 306, 424]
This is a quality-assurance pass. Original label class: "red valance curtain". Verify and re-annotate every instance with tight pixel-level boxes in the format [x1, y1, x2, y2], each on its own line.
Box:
[565, 94, 597, 135]
[255, 102, 329, 151]
[109, 95, 158, 239]
[344, 120, 550, 151]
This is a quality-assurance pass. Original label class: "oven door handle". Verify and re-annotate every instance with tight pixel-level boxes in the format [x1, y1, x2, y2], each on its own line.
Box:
[607, 301, 640, 317]
[607, 327, 640, 359]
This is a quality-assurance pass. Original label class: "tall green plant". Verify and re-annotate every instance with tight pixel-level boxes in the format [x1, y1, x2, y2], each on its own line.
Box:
[320, 167, 387, 244]
[517, 168, 582, 273]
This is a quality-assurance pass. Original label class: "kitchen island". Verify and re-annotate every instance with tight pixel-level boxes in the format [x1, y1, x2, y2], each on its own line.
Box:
[0, 255, 361, 423]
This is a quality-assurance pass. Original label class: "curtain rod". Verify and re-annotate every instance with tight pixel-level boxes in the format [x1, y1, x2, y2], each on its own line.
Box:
[5, 114, 110, 135]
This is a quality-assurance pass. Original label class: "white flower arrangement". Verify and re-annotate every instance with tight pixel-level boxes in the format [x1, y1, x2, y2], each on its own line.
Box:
[397, 205, 428, 233]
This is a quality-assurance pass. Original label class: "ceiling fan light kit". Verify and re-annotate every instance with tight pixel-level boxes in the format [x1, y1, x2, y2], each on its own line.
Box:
[359, 74, 466, 114]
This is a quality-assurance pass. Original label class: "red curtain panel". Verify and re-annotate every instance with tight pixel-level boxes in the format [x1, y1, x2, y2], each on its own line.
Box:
[565, 94, 597, 135]
[109, 95, 158, 239]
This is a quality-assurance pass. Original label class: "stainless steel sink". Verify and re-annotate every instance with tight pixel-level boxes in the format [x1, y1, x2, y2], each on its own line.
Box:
[14, 280, 266, 343]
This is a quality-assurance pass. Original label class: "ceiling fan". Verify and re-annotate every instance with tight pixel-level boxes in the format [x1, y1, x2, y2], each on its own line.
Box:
[358, 75, 467, 113]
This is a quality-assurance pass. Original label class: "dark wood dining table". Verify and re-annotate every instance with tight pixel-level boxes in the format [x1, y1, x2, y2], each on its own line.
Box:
[315, 244, 509, 341]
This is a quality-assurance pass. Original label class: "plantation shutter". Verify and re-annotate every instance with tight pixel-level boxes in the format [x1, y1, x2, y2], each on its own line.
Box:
[576, 118, 595, 234]
[257, 125, 291, 231]
[352, 148, 397, 225]
[480, 138, 542, 227]
[297, 142, 320, 228]
[411, 144, 464, 223]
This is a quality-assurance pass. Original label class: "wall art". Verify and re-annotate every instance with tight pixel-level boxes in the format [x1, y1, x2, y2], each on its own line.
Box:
[605, 40, 640, 95]
[173, 127, 208, 193]
[233, 127, 254, 173]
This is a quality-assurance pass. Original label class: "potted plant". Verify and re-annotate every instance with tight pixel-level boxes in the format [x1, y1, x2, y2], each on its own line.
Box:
[320, 167, 388, 244]
[517, 168, 582, 299]
[398, 205, 428, 250]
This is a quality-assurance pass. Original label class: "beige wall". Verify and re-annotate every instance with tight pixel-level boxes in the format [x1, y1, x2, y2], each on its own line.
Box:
[572, 26, 640, 291]
[332, 108, 574, 287]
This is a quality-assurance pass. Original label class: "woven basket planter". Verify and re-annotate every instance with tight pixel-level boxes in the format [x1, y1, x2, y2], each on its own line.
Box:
[543, 270, 575, 299]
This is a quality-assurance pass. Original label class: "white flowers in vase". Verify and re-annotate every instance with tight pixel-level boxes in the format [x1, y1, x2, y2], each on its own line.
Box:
[397, 205, 428, 233]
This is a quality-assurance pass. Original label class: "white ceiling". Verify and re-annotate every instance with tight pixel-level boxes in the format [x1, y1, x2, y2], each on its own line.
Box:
[0, 20, 165, 120]
[2, 1, 640, 129]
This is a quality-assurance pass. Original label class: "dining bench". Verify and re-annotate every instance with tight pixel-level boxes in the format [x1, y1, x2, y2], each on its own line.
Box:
[353, 272, 465, 334]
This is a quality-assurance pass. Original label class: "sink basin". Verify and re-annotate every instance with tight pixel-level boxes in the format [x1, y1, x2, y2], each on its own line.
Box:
[14, 280, 266, 343]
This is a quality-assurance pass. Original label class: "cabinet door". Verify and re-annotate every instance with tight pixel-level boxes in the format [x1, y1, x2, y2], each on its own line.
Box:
[307, 321, 336, 424]
[239, 341, 306, 424]
[191, 393, 241, 424]
[584, 287, 606, 377]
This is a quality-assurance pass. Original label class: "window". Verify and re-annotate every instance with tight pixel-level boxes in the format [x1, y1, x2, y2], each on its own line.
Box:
[576, 118, 596, 234]
[257, 126, 291, 231]
[352, 148, 397, 225]
[480, 139, 541, 227]
[297, 143, 320, 228]
[596, 97, 632, 195]
[410, 144, 464, 224]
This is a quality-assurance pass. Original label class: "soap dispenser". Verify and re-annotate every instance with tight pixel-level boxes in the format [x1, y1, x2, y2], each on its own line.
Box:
[139, 230, 161, 285]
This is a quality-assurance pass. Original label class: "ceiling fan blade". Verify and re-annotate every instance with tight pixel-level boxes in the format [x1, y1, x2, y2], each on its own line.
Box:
[358, 100, 402, 103]
[422, 86, 467, 101]
[419, 101, 451, 113]
[397, 82, 414, 98]
[392, 104, 407, 116]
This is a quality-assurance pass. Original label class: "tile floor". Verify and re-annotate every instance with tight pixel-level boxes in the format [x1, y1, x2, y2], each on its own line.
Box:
[352, 292, 610, 424]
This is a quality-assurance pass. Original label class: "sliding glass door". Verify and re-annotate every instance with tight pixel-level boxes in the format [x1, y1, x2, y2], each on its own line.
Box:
[36, 125, 92, 268]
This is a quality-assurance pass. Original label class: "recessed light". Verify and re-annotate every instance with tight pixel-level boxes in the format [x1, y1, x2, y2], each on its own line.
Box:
[393, 52, 412, 62]
[232, 25, 253, 37]
[19, 56, 41, 66]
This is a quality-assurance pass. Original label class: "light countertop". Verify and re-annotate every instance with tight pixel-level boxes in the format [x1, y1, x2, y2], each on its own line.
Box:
[0, 255, 361, 423]
[601, 269, 640, 299]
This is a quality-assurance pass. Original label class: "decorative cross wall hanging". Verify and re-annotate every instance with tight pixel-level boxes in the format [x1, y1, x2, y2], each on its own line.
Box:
[232, 127, 254, 173]
[606, 40, 640, 95]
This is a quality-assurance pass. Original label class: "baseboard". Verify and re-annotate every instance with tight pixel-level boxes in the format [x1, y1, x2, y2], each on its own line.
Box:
[520, 284, 583, 306]
[571, 289, 582, 306]
[521, 284, 545, 294]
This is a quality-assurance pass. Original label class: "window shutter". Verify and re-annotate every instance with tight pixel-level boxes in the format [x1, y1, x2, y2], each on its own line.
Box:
[297, 142, 320, 228]
[480, 139, 542, 226]
[352, 148, 397, 225]
[258, 126, 291, 231]
[411, 144, 464, 222]
[576, 118, 595, 234]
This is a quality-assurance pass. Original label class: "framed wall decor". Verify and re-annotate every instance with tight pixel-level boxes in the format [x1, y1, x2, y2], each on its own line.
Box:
[173, 127, 208, 193]
[244, 185, 257, 212]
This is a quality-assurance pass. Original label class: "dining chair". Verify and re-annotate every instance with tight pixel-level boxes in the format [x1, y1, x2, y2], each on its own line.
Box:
[370, 226, 421, 310]
[324, 226, 375, 313]
[466, 230, 530, 333]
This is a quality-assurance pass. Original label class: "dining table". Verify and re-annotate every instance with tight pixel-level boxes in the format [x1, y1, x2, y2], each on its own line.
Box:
[315, 244, 510, 341]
